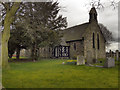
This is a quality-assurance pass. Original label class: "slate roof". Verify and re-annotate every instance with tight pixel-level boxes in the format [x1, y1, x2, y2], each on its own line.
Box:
[61, 22, 89, 42]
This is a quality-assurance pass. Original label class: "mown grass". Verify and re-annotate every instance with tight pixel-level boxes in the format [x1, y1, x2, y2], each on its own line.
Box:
[2, 59, 118, 88]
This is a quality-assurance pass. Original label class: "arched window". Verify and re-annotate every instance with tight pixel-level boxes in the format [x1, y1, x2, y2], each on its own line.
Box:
[89, 13, 92, 19]
[93, 33, 95, 48]
[97, 34, 100, 49]
[94, 13, 97, 20]
[74, 43, 76, 50]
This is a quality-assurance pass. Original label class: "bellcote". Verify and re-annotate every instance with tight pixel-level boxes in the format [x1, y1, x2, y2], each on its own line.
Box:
[89, 7, 98, 23]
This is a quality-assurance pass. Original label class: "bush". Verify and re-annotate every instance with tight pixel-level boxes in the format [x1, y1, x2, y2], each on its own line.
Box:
[67, 60, 77, 62]
[65, 60, 77, 65]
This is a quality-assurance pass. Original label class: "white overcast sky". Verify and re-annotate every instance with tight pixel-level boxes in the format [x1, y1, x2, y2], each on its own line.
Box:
[57, 0, 119, 52]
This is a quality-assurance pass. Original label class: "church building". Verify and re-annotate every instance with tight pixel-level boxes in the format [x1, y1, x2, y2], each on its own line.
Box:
[60, 7, 106, 63]
[29, 7, 106, 64]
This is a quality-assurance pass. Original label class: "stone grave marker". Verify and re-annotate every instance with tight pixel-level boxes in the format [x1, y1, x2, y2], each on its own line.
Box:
[86, 51, 93, 64]
[116, 50, 119, 61]
[104, 57, 115, 68]
[77, 55, 85, 65]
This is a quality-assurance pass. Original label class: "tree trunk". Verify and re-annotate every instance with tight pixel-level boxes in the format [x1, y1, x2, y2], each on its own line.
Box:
[34, 43, 39, 60]
[2, 13, 11, 68]
[2, 32, 10, 68]
[31, 44, 35, 60]
[34, 44, 38, 60]
[16, 47, 20, 60]
[1, 2, 21, 68]
[31, 43, 38, 61]
[1, 15, 11, 68]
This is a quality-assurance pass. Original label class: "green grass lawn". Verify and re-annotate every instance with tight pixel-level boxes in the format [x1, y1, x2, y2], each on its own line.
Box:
[3, 59, 118, 88]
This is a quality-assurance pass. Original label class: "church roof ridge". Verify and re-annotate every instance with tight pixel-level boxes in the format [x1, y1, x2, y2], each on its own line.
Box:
[64, 22, 89, 30]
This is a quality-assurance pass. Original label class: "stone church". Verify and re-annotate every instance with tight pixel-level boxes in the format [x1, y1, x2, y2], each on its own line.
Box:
[25, 7, 106, 63]
[60, 7, 106, 63]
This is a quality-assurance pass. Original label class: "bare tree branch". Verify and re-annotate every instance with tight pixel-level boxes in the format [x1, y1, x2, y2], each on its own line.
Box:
[85, 0, 118, 10]
[0, 2, 8, 10]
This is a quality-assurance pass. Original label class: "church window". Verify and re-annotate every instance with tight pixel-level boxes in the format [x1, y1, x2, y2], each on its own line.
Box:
[94, 13, 97, 20]
[93, 33, 95, 48]
[97, 34, 100, 49]
[90, 13, 92, 19]
[74, 43, 76, 50]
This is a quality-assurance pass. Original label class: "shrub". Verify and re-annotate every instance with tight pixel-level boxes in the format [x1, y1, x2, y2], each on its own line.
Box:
[67, 60, 77, 62]
[65, 60, 77, 65]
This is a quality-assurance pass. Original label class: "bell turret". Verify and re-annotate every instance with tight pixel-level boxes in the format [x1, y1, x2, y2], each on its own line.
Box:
[89, 7, 98, 23]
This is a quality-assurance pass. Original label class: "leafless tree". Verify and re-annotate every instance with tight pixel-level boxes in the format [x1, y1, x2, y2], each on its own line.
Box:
[85, 0, 119, 10]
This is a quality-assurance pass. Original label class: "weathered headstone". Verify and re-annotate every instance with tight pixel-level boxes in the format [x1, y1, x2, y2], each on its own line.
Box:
[116, 50, 119, 61]
[77, 55, 85, 65]
[86, 51, 93, 64]
[109, 50, 112, 57]
[104, 57, 115, 68]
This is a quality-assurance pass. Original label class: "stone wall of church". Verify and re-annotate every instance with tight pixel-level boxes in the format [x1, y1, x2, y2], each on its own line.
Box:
[97, 30, 106, 59]
[84, 22, 106, 63]
[68, 40, 84, 59]
[39, 47, 53, 58]
[24, 47, 53, 58]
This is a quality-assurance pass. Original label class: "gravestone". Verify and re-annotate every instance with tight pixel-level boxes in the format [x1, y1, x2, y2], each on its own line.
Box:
[77, 55, 85, 65]
[116, 50, 119, 61]
[104, 57, 115, 68]
[86, 51, 93, 64]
